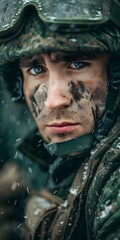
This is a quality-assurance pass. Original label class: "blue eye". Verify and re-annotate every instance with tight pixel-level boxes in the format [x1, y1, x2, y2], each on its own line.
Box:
[30, 66, 44, 75]
[69, 62, 89, 69]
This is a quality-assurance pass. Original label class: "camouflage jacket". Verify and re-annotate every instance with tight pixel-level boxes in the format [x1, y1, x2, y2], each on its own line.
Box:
[13, 116, 120, 240]
[0, 115, 119, 240]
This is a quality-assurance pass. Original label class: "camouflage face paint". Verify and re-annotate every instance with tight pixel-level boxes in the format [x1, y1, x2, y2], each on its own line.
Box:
[29, 94, 40, 118]
[29, 84, 48, 118]
[68, 81, 84, 102]
[22, 52, 108, 145]
[68, 80, 93, 109]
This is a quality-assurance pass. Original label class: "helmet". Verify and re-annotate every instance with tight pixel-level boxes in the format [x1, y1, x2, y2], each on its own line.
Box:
[0, 0, 120, 41]
[0, 0, 120, 155]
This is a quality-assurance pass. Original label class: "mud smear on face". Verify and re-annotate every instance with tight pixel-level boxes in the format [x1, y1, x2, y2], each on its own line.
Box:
[91, 69, 108, 117]
[40, 109, 81, 123]
[29, 84, 48, 118]
[91, 106, 97, 125]
[68, 81, 85, 102]
[92, 87, 106, 102]
[68, 80, 101, 130]
[68, 80, 89, 111]
[29, 86, 41, 117]
[57, 132, 73, 139]
[91, 87, 107, 118]
[40, 81, 91, 123]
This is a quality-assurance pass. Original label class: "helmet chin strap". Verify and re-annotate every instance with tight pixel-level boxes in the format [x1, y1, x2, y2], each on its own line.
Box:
[44, 133, 94, 156]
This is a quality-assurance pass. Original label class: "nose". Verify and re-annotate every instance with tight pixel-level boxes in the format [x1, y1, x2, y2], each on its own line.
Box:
[44, 76, 72, 110]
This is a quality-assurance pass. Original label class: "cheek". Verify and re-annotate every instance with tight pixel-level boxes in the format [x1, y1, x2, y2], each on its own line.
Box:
[92, 71, 108, 101]
[89, 71, 108, 116]
[92, 86, 107, 102]
[68, 80, 96, 124]
[68, 81, 85, 101]
[68, 80, 93, 109]
[34, 84, 47, 108]
[26, 84, 48, 118]
[78, 67, 108, 98]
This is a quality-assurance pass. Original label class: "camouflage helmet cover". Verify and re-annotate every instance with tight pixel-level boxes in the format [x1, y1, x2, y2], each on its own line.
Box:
[0, 0, 119, 38]
[0, 0, 119, 151]
[0, 0, 120, 64]
[0, 0, 120, 97]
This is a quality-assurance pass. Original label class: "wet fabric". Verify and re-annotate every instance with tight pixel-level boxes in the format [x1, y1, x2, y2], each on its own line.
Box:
[0, 12, 120, 66]
[0, 8, 120, 240]
[22, 115, 120, 240]
[0, 0, 111, 34]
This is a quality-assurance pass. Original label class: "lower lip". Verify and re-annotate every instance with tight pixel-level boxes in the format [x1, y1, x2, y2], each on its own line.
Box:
[47, 124, 80, 134]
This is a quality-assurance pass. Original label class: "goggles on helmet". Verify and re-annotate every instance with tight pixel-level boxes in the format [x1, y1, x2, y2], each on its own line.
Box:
[0, 0, 120, 40]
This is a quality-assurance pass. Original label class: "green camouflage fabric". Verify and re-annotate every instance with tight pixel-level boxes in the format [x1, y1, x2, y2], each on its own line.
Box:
[0, 11, 120, 102]
[86, 116, 120, 240]
[0, 12, 120, 66]
[94, 166, 120, 240]
[0, 9, 120, 240]
[0, 103, 120, 240]
[17, 114, 120, 240]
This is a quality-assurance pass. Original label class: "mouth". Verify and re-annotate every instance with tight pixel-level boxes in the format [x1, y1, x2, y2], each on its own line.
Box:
[46, 122, 80, 134]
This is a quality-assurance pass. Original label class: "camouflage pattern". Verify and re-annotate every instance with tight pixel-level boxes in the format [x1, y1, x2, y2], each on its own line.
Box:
[0, 11, 120, 104]
[18, 114, 120, 239]
[94, 166, 120, 239]
[86, 116, 120, 239]
[0, 12, 120, 66]
[0, 6, 120, 240]
[0, 106, 118, 240]
[0, 0, 110, 34]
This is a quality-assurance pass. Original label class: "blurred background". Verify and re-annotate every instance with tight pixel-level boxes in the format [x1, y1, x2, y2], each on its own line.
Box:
[0, 78, 35, 169]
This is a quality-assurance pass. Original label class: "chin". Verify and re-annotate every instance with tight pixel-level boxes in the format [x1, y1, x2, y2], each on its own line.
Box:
[46, 132, 84, 143]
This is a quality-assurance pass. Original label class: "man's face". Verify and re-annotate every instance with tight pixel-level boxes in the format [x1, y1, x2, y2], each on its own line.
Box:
[20, 51, 108, 143]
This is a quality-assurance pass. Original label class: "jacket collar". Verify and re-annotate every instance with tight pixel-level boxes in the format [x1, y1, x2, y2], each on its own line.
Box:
[17, 128, 89, 184]
[17, 128, 53, 169]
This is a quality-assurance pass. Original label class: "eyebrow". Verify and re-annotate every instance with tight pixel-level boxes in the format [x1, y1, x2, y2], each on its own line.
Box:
[52, 52, 99, 63]
[19, 56, 45, 68]
[19, 52, 100, 68]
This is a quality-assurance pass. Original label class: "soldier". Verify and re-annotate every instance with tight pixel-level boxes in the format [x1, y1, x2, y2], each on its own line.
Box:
[0, 1, 120, 239]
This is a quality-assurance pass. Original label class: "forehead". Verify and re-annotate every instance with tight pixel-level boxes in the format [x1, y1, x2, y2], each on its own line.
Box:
[19, 51, 107, 67]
